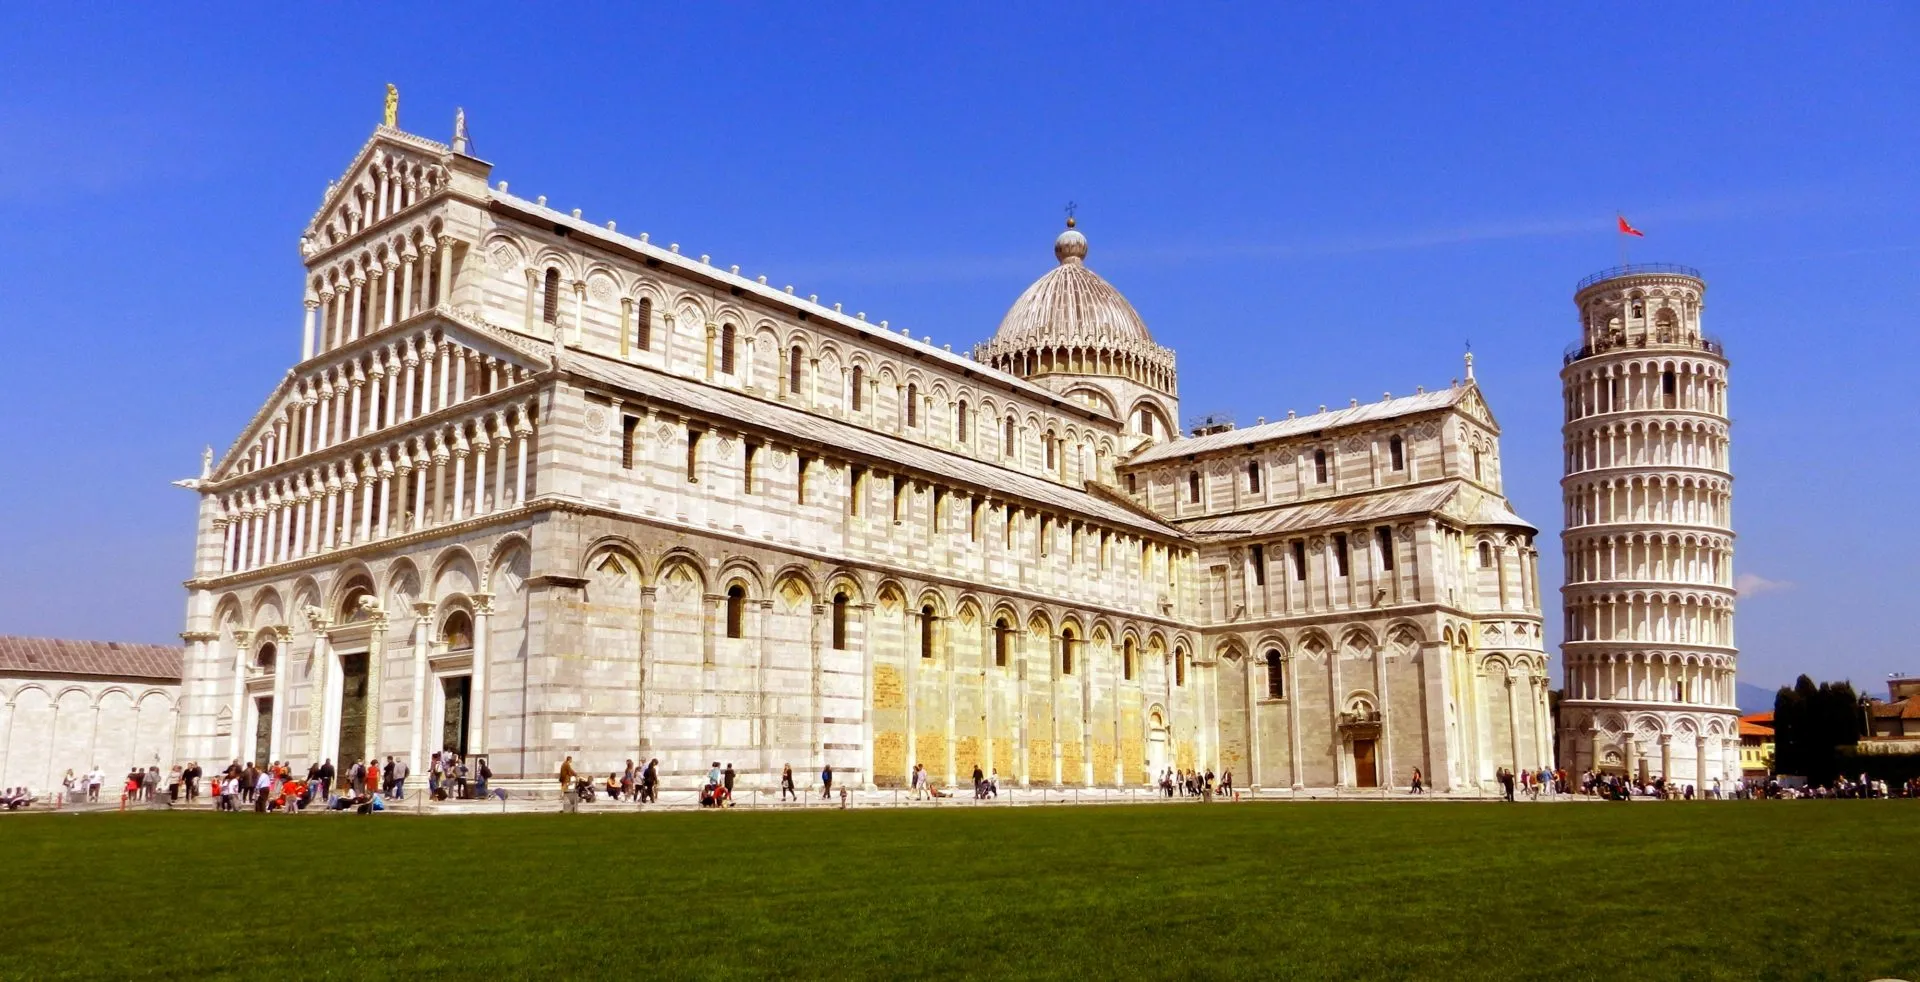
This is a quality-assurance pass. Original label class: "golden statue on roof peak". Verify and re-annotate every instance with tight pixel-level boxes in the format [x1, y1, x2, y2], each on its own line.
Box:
[383, 84, 398, 128]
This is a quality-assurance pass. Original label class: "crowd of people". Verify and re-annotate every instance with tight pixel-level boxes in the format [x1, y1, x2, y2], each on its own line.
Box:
[1160, 767, 1234, 800]
[14, 754, 1920, 813]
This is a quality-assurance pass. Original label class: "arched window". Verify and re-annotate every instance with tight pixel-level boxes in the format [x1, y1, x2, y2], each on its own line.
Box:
[1060, 628, 1075, 676]
[920, 605, 935, 659]
[1123, 638, 1135, 681]
[1265, 649, 1285, 699]
[831, 592, 849, 650]
[635, 297, 652, 351]
[720, 323, 736, 374]
[1247, 460, 1262, 493]
[906, 383, 918, 427]
[789, 344, 803, 394]
[725, 585, 746, 639]
[1478, 541, 1494, 569]
[541, 268, 561, 325]
[1004, 418, 1016, 456]
[1139, 410, 1154, 438]
[994, 618, 1010, 667]
[255, 643, 277, 674]
[851, 366, 864, 410]
[1473, 449, 1484, 480]
[1045, 434, 1057, 470]
[956, 400, 969, 442]
[442, 610, 474, 650]
[1175, 650, 1186, 687]
[1188, 470, 1201, 503]
[1314, 449, 1329, 484]
[1389, 435, 1405, 471]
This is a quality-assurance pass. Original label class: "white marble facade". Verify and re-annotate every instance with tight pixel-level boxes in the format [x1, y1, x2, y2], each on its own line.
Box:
[173, 108, 1551, 792]
[1556, 266, 1740, 788]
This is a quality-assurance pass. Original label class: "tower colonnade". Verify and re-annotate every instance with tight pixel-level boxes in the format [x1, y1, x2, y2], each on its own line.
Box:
[1556, 265, 1739, 789]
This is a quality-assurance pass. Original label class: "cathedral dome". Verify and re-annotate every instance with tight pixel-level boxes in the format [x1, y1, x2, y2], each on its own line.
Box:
[990, 219, 1154, 348]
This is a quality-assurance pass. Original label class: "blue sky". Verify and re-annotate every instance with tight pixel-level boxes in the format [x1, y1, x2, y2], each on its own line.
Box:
[1, 6, 1914, 692]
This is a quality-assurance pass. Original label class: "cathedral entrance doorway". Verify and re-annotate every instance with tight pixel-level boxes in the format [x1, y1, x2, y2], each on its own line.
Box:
[1352, 739, 1379, 788]
[1147, 725, 1167, 778]
[440, 676, 471, 756]
[336, 652, 369, 766]
[252, 697, 273, 766]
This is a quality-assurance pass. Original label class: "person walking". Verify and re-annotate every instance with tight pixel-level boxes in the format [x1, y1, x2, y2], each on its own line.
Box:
[559, 755, 579, 813]
[642, 758, 658, 803]
[972, 764, 984, 798]
[1410, 767, 1424, 795]
[780, 764, 796, 801]
[722, 763, 737, 806]
[392, 756, 409, 800]
[316, 759, 335, 799]
[821, 763, 833, 800]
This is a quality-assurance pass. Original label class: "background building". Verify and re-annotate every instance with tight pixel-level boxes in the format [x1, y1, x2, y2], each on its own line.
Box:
[1738, 711, 1774, 778]
[1556, 265, 1740, 788]
[0, 636, 182, 793]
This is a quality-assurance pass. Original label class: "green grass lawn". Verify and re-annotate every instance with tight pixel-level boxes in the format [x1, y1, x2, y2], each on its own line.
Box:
[2, 802, 1913, 981]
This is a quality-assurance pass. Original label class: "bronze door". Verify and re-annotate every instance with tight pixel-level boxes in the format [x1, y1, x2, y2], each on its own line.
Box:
[253, 697, 273, 765]
[1352, 739, 1378, 788]
[442, 676, 471, 756]
[337, 653, 368, 766]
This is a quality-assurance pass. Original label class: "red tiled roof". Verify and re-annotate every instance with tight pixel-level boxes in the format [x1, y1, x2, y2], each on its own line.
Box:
[1739, 719, 1774, 737]
[1742, 711, 1774, 725]
[1868, 695, 1920, 720]
[0, 635, 183, 682]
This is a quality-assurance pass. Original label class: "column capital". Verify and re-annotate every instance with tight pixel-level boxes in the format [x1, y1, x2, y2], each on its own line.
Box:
[181, 631, 220, 644]
[471, 592, 495, 616]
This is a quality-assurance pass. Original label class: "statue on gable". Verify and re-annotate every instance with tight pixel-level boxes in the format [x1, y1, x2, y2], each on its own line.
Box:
[384, 83, 398, 128]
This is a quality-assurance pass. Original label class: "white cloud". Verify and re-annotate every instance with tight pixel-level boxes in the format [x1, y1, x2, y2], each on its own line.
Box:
[1735, 573, 1794, 597]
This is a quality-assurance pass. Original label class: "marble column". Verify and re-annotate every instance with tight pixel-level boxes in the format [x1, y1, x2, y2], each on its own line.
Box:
[469, 593, 493, 756]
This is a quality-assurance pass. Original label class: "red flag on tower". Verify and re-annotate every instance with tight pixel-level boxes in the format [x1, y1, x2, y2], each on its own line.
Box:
[1617, 215, 1646, 237]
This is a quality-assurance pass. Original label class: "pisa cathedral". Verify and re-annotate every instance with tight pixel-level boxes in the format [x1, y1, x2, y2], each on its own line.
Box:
[172, 106, 1556, 793]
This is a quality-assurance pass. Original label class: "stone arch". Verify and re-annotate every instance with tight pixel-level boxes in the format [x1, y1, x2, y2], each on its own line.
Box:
[384, 559, 422, 614]
[331, 565, 378, 622]
[873, 579, 909, 615]
[654, 551, 709, 596]
[1384, 621, 1425, 650]
[823, 569, 866, 606]
[430, 546, 480, 602]
[249, 587, 285, 632]
[579, 535, 648, 582]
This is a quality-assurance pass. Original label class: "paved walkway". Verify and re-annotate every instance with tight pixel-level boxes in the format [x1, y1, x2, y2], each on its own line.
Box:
[10, 785, 1593, 816]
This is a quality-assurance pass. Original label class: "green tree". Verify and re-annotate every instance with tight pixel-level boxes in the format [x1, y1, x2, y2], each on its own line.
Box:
[1773, 675, 1862, 783]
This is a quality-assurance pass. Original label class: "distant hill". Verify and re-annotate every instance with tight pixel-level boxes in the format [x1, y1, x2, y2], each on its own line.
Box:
[1737, 682, 1776, 714]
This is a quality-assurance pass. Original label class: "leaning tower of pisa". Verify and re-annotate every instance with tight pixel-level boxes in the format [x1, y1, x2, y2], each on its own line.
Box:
[1557, 264, 1739, 789]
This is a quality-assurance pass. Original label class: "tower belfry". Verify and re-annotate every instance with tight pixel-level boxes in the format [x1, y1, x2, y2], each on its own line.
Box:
[1556, 264, 1739, 788]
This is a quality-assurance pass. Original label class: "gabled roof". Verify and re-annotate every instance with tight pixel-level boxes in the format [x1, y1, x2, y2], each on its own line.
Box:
[302, 126, 456, 245]
[206, 308, 552, 487]
[0, 636, 183, 682]
[558, 350, 1186, 541]
[1125, 383, 1494, 467]
[1172, 481, 1535, 542]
